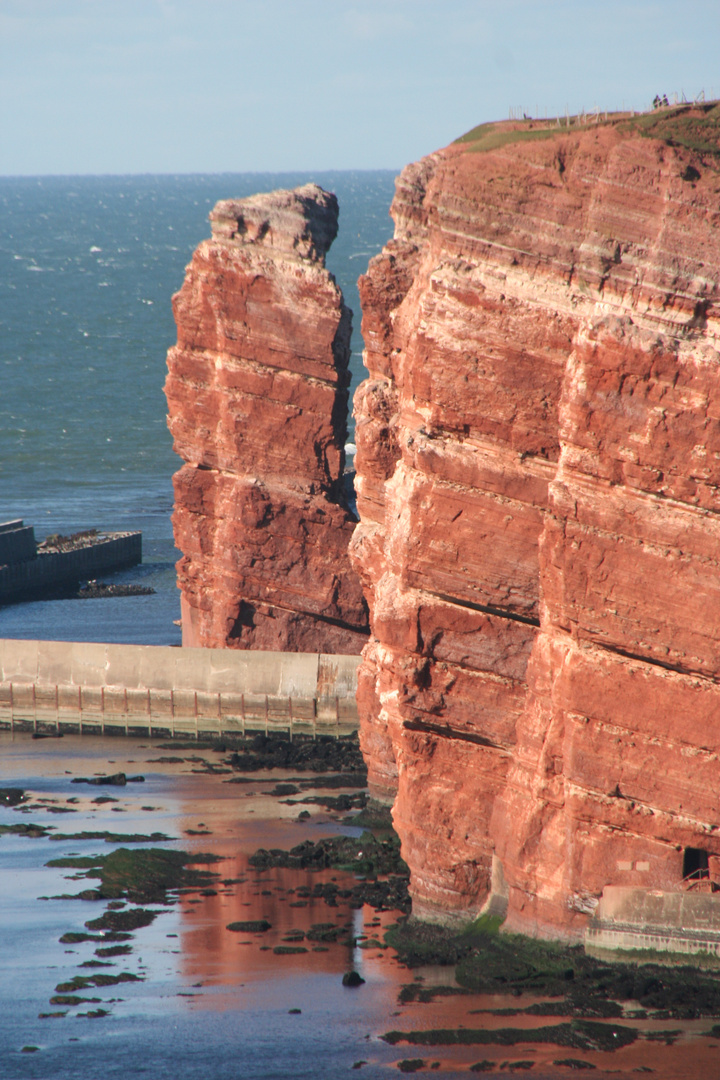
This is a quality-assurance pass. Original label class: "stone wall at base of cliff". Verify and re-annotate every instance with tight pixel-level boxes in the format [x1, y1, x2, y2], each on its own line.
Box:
[351, 109, 720, 935]
[166, 184, 368, 654]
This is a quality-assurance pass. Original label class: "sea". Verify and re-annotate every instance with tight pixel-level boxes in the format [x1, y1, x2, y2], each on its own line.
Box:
[0, 171, 397, 646]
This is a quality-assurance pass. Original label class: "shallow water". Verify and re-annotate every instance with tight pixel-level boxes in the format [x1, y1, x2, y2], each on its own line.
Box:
[1, 732, 718, 1079]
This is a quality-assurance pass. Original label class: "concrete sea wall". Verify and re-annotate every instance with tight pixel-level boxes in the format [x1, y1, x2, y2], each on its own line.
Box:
[0, 638, 360, 738]
[0, 533, 141, 604]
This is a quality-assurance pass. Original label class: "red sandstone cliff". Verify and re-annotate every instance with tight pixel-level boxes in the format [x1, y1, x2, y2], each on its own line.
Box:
[351, 107, 720, 936]
[165, 184, 368, 652]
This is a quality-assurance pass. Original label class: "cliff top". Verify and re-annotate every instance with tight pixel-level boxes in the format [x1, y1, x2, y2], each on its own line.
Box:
[455, 101, 720, 162]
[209, 183, 339, 263]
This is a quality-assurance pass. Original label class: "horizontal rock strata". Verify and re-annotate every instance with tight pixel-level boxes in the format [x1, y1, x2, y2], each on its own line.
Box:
[350, 107, 720, 935]
[166, 184, 368, 652]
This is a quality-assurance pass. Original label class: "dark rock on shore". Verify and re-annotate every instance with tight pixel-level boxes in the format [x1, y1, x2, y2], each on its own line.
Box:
[226, 733, 366, 776]
[386, 917, 720, 1020]
[49, 846, 222, 904]
[71, 773, 145, 786]
[226, 919, 271, 933]
[85, 908, 160, 932]
[77, 580, 155, 599]
[0, 788, 27, 806]
[342, 971, 365, 987]
[250, 831, 406, 876]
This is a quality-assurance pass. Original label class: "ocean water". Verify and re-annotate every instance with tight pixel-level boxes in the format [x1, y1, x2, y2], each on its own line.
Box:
[0, 172, 396, 645]
[2, 732, 704, 1080]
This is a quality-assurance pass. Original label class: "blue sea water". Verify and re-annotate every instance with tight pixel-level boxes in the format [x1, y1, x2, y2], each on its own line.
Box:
[0, 172, 396, 645]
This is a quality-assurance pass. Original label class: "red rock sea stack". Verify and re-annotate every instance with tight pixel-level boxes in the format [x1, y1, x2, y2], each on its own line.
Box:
[350, 108, 720, 937]
[165, 184, 368, 653]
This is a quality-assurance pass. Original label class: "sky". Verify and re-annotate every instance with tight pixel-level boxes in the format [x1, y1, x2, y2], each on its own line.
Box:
[1, 0, 719, 176]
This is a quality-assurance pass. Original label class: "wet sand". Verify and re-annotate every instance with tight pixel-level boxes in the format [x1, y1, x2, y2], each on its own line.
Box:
[1, 730, 719, 1079]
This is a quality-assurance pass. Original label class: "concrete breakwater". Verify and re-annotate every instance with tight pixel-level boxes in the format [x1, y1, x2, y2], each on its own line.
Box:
[0, 638, 360, 739]
[0, 521, 142, 605]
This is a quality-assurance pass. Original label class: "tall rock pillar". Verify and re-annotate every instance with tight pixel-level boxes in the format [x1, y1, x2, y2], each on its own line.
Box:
[165, 184, 368, 653]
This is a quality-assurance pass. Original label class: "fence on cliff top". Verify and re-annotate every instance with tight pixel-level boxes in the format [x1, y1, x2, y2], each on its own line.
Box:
[0, 638, 360, 740]
[508, 88, 717, 126]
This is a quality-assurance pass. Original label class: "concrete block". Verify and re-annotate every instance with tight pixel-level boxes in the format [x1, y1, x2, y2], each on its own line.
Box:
[12, 683, 36, 712]
[71, 642, 109, 688]
[103, 687, 127, 715]
[172, 689, 197, 718]
[111, 639, 156, 691]
[278, 653, 321, 698]
[0, 640, 39, 682]
[138, 647, 177, 692]
[220, 691, 245, 717]
[289, 697, 316, 721]
[196, 691, 222, 719]
[242, 693, 268, 721]
[149, 689, 173, 717]
[37, 641, 74, 686]
[58, 685, 82, 713]
[205, 648, 255, 694]
[318, 654, 361, 699]
[172, 647, 215, 692]
[81, 687, 103, 711]
[267, 695, 291, 721]
[126, 688, 151, 718]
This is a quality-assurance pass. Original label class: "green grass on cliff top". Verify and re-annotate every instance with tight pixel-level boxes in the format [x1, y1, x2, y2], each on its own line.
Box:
[455, 102, 720, 159]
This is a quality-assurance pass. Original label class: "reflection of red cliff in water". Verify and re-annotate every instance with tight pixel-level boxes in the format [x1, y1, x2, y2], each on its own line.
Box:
[351, 108, 720, 940]
[178, 853, 356, 987]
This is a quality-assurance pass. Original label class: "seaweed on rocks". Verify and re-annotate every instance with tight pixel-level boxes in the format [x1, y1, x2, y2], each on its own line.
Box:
[225, 732, 366, 775]
[71, 773, 144, 786]
[386, 917, 720, 1019]
[55, 972, 141, 992]
[0, 822, 51, 838]
[97, 847, 222, 902]
[85, 908, 160, 931]
[49, 830, 172, 843]
[226, 920, 272, 933]
[59, 931, 132, 944]
[46, 847, 224, 903]
[381, 1020, 639, 1051]
[250, 831, 406, 876]
[95, 944, 132, 957]
[283, 792, 368, 812]
[249, 828, 411, 912]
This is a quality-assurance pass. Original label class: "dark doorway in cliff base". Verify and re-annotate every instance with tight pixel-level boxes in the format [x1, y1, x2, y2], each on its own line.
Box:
[229, 600, 256, 639]
[683, 847, 709, 881]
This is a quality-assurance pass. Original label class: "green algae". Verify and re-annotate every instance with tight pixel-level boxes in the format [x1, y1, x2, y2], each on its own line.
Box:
[226, 919, 271, 933]
[85, 908, 159, 932]
[55, 972, 141, 993]
[47, 846, 222, 903]
[386, 916, 720, 1020]
[382, 1019, 638, 1052]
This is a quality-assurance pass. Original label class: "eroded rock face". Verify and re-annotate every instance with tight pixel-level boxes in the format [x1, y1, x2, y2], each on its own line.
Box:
[166, 184, 368, 652]
[351, 113, 720, 935]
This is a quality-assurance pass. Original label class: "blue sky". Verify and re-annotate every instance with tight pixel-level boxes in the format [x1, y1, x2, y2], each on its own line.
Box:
[1, 0, 719, 175]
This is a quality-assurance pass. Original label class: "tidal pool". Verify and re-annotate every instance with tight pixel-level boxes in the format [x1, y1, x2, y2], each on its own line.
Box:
[1, 731, 718, 1079]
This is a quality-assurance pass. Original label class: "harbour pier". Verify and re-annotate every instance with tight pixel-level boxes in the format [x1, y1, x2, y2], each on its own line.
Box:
[0, 638, 360, 740]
